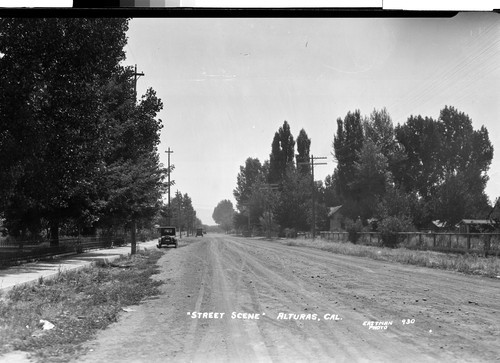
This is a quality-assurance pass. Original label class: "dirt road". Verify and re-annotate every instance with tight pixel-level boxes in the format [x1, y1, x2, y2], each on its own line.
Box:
[78, 234, 500, 363]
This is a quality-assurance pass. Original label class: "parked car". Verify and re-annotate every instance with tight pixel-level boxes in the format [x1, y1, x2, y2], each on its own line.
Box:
[196, 228, 203, 237]
[157, 226, 178, 248]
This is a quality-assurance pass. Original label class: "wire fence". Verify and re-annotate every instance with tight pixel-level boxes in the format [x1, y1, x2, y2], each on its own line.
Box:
[319, 231, 500, 256]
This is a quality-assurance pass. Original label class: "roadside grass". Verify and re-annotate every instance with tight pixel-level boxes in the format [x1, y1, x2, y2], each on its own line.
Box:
[282, 238, 500, 278]
[0, 249, 163, 362]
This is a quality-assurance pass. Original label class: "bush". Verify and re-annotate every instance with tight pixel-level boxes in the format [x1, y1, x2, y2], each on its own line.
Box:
[113, 236, 126, 246]
[283, 228, 297, 238]
[345, 218, 363, 244]
[378, 216, 413, 248]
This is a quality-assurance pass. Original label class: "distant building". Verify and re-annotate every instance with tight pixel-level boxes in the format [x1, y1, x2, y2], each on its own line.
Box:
[328, 205, 343, 231]
[420, 220, 447, 232]
[367, 218, 378, 232]
[488, 199, 500, 229]
[457, 219, 495, 233]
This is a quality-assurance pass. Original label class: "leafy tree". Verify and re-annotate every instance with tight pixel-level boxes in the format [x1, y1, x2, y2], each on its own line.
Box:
[395, 115, 443, 200]
[233, 158, 265, 211]
[212, 200, 235, 232]
[0, 19, 169, 250]
[268, 120, 295, 184]
[350, 139, 391, 220]
[0, 18, 129, 244]
[364, 108, 407, 185]
[98, 84, 166, 222]
[435, 107, 493, 226]
[170, 191, 196, 235]
[332, 110, 364, 219]
[395, 106, 493, 227]
[259, 211, 279, 238]
[182, 194, 197, 235]
[233, 157, 267, 232]
[158, 194, 199, 233]
[322, 173, 341, 209]
[233, 212, 249, 234]
[274, 165, 310, 231]
[364, 108, 396, 157]
[314, 175, 341, 231]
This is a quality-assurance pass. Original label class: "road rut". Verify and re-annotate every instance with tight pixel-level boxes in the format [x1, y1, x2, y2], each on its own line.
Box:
[77, 235, 500, 362]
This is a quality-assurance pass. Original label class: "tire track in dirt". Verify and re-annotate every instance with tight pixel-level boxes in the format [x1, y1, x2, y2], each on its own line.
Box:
[217, 237, 403, 362]
[76, 235, 500, 363]
[220, 236, 500, 362]
[185, 237, 272, 363]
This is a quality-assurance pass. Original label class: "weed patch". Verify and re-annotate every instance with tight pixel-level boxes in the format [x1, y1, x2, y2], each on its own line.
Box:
[0, 249, 163, 362]
[282, 238, 500, 277]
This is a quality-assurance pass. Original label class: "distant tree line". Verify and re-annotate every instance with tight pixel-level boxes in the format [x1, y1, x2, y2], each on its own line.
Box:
[232, 106, 494, 237]
[0, 18, 172, 245]
[212, 199, 235, 233]
[333, 106, 493, 234]
[158, 191, 203, 236]
[233, 121, 329, 236]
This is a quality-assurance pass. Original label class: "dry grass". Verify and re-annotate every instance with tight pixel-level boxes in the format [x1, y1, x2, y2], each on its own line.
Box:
[0, 249, 163, 362]
[282, 238, 500, 278]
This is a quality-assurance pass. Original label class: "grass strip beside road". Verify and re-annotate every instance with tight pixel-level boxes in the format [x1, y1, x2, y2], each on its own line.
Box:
[282, 238, 500, 278]
[0, 249, 163, 362]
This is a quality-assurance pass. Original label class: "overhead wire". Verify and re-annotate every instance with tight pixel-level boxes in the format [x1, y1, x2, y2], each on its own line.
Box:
[385, 21, 499, 121]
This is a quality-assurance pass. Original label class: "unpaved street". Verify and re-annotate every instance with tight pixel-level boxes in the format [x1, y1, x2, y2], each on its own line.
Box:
[78, 234, 500, 362]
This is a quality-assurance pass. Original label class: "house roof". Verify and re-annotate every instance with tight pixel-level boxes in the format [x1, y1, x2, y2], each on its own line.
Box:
[458, 219, 494, 225]
[328, 205, 342, 217]
[432, 220, 446, 228]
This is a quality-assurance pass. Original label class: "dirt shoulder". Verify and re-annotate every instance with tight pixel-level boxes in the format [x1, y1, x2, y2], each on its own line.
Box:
[77, 235, 500, 362]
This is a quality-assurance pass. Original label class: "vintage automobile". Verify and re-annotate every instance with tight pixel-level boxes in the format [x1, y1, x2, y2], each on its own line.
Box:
[196, 228, 203, 237]
[157, 226, 178, 248]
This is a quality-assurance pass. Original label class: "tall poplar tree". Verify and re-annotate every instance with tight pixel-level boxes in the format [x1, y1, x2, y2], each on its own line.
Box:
[296, 128, 311, 175]
[332, 110, 364, 219]
[268, 121, 295, 185]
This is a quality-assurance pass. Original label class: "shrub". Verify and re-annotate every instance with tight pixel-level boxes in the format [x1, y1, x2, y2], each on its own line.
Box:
[345, 218, 363, 244]
[113, 236, 126, 246]
[378, 215, 413, 248]
[283, 228, 297, 238]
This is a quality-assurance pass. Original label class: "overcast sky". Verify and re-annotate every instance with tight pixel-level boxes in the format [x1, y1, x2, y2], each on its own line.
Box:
[125, 13, 499, 225]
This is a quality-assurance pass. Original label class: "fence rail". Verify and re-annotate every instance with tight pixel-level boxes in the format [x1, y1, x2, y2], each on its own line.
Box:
[0, 235, 131, 267]
[319, 231, 500, 255]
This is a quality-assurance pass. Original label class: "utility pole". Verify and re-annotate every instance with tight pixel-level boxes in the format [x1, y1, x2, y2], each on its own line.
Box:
[165, 147, 174, 225]
[130, 64, 144, 255]
[311, 155, 327, 239]
[133, 64, 144, 100]
[300, 155, 327, 240]
[177, 190, 182, 239]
